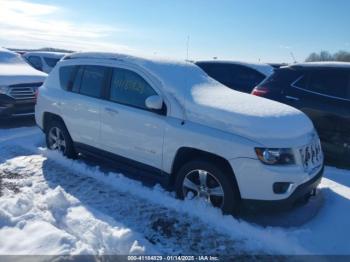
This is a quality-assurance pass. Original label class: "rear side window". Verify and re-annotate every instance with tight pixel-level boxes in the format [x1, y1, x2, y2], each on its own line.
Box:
[27, 56, 42, 70]
[198, 63, 232, 84]
[229, 66, 265, 92]
[260, 68, 301, 89]
[292, 75, 308, 89]
[79, 66, 107, 98]
[109, 68, 157, 110]
[59, 66, 78, 90]
[296, 70, 350, 99]
[72, 66, 83, 93]
[44, 57, 60, 68]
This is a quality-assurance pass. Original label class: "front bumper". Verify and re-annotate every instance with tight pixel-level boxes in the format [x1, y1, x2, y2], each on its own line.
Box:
[0, 94, 35, 117]
[242, 165, 324, 211]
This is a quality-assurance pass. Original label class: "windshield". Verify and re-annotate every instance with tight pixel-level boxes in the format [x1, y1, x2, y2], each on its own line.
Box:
[0, 51, 25, 64]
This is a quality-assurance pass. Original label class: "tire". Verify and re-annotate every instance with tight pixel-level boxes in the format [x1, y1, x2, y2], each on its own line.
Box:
[175, 160, 239, 214]
[45, 120, 76, 159]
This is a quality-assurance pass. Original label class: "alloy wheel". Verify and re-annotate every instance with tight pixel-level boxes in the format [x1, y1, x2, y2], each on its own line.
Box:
[48, 127, 67, 154]
[182, 169, 225, 208]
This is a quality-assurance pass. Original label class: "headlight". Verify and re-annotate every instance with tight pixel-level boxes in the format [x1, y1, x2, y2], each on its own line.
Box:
[255, 148, 295, 165]
[0, 86, 9, 94]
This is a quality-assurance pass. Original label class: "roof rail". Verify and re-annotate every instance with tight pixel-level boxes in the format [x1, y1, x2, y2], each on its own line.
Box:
[62, 55, 125, 62]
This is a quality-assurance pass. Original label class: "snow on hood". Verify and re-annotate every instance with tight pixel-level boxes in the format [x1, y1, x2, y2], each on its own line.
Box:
[189, 82, 314, 140]
[0, 63, 47, 86]
[0, 48, 47, 85]
[139, 59, 314, 141]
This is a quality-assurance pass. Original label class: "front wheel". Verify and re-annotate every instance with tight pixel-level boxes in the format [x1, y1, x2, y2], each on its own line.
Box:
[175, 160, 239, 214]
[46, 120, 76, 158]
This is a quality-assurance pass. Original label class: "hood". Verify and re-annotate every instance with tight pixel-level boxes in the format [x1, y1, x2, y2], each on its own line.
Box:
[0, 63, 47, 86]
[187, 83, 314, 145]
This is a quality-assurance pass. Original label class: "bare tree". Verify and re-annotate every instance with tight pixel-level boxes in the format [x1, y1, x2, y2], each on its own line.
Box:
[334, 50, 350, 62]
[305, 50, 350, 62]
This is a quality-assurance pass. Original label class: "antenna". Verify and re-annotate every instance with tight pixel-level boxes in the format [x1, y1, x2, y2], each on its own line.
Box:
[186, 35, 190, 61]
[290, 52, 297, 63]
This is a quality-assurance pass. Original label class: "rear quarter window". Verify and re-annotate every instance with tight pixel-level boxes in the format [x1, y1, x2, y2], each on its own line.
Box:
[259, 68, 301, 89]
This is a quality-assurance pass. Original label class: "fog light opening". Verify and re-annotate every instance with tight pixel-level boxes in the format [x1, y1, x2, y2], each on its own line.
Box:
[273, 182, 294, 194]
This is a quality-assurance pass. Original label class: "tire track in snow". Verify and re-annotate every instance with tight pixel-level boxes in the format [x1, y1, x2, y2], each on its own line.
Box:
[0, 131, 305, 255]
[4, 155, 246, 254]
[0, 145, 248, 255]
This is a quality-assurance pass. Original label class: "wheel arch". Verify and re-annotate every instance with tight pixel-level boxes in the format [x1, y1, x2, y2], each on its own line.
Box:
[170, 147, 241, 198]
[42, 112, 68, 133]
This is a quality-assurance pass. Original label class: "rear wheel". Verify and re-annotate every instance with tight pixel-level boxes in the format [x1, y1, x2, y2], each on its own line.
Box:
[175, 160, 239, 214]
[45, 120, 76, 158]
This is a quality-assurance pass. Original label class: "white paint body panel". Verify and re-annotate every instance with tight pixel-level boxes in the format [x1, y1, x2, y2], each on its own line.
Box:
[100, 100, 165, 170]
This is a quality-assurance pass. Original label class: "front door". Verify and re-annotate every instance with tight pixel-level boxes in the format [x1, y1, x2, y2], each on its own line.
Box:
[100, 67, 166, 172]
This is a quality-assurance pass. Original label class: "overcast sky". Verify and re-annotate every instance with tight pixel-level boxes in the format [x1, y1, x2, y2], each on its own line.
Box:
[1, 0, 349, 63]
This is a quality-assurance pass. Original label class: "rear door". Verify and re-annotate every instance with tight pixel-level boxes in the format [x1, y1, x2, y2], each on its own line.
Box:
[283, 68, 350, 162]
[60, 65, 108, 146]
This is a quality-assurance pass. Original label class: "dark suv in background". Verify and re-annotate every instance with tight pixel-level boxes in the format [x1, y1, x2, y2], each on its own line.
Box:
[196, 61, 274, 93]
[252, 62, 350, 166]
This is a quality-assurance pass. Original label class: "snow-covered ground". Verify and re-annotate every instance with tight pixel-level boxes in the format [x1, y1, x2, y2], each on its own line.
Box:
[0, 124, 349, 255]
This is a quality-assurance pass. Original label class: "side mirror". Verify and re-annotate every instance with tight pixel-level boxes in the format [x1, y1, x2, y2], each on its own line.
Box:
[145, 95, 164, 110]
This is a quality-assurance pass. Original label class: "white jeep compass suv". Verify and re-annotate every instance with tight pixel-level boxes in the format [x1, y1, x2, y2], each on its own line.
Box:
[35, 52, 324, 213]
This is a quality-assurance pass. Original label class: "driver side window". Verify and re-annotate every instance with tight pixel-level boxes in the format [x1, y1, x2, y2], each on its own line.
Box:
[109, 68, 157, 110]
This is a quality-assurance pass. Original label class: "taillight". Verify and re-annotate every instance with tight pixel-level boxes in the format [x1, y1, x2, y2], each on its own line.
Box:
[251, 86, 270, 97]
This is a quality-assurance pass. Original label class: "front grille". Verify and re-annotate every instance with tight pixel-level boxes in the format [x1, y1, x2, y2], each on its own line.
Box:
[8, 82, 42, 100]
[299, 138, 323, 174]
[8, 87, 35, 100]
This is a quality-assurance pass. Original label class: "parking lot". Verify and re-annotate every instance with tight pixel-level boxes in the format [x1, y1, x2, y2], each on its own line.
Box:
[1, 0, 350, 258]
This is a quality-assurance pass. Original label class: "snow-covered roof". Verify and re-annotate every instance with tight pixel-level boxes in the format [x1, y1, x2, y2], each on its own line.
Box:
[0, 47, 24, 64]
[24, 51, 66, 58]
[0, 47, 16, 54]
[290, 62, 350, 69]
[196, 60, 274, 77]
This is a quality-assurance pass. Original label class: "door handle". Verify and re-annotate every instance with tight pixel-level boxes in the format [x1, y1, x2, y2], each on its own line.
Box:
[105, 107, 119, 114]
[285, 95, 300, 101]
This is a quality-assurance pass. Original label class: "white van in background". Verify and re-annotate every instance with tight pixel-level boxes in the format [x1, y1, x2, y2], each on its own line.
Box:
[0, 48, 47, 117]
